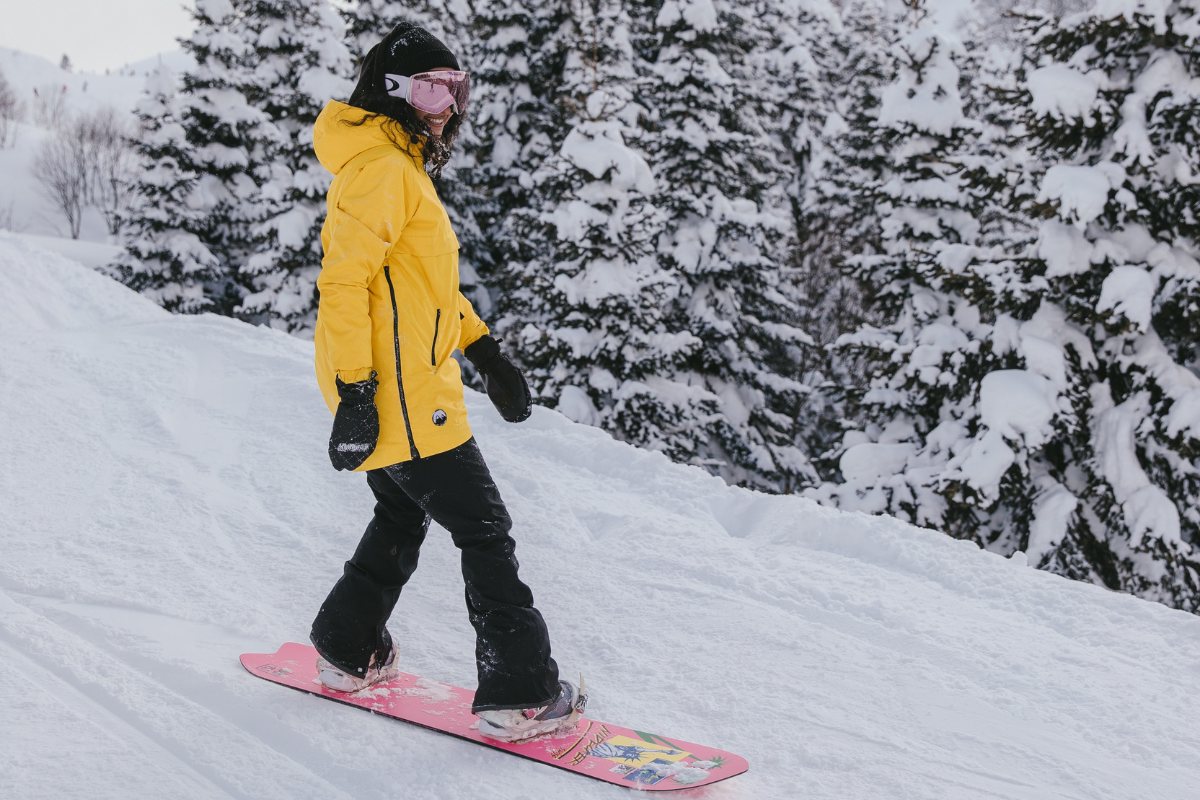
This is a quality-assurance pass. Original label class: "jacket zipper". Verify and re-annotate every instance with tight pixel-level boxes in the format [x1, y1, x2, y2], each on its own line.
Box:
[383, 265, 420, 460]
[431, 309, 441, 367]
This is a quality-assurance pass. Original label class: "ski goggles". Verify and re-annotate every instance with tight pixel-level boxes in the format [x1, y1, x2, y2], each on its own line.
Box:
[384, 71, 470, 116]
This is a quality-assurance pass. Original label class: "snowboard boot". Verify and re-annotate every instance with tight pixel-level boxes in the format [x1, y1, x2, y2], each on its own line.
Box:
[316, 645, 399, 693]
[476, 678, 587, 743]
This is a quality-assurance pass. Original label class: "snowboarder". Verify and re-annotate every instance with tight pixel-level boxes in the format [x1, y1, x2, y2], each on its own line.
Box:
[307, 22, 584, 743]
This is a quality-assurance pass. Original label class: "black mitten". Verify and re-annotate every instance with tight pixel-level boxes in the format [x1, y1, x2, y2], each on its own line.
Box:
[329, 372, 379, 471]
[463, 335, 532, 423]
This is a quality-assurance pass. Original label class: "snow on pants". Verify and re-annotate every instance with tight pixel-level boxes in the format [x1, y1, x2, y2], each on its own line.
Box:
[309, 437, 560, 712]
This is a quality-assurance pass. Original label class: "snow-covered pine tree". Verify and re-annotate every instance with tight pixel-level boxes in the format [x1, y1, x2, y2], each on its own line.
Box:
[489, 1, 705, 454]
[342, 0, 472, 65]
[763, 1, 840, 177]
[812, 0, 1200, 613]
[236, 0, 354, 333]
[794, 0, 895, 353]
[117, 63, 230, 313]
[965, 1, 1200, 609]
[633, 0, 817, 491]
[343, 0, 407, 63]
[119, 0, 267, 314]
[466, 0, 575, 290]
[803, 5, 1022, 534]
[787, 0, 895, 467]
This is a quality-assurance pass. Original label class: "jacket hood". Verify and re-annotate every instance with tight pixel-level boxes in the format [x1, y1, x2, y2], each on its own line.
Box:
[313, 101, 414, 175]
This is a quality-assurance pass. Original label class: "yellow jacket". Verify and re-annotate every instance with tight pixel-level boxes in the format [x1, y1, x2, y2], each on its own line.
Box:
[312, 101, 489, 470]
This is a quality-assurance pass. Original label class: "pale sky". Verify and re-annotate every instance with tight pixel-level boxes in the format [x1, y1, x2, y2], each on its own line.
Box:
[0, 0, 194, 73]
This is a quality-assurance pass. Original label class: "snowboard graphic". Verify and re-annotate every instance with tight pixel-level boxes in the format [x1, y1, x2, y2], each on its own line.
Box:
[242, 643, 748, 791]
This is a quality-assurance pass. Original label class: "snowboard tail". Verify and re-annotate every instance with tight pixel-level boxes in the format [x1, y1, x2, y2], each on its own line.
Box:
[241, 642, 748, 791]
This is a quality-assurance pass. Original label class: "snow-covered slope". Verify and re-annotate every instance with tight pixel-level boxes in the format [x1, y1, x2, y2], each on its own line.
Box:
[0, 46, 190, 114]
[2, 233, 1199, 799]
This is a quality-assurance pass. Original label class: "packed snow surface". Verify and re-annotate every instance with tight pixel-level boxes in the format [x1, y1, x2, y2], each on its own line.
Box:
[3, 234, 1200, 799]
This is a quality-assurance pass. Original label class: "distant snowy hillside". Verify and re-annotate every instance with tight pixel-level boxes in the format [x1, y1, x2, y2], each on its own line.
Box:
[2, 233, 1200, 799]
[0, 46, 191, 112]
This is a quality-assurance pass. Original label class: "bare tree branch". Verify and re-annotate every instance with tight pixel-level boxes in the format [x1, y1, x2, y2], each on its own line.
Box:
[0, 68, 24, 148]
[33, 121, 88, 239]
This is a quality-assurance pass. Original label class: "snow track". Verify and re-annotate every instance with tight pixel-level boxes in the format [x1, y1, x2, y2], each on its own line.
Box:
[3, 232, 1200, 798]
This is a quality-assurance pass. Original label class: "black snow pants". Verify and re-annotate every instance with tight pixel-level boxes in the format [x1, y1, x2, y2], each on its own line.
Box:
[309, 438, 560, 712]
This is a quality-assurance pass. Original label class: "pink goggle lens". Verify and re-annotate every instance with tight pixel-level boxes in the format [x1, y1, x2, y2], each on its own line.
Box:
[384, 71, 470, 116]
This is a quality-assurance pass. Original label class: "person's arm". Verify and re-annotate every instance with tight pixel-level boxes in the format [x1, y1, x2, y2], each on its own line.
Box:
[459, 295, 531, 424]
[317, 160, 414, 382]
[319, 158, 415, 470]
[317, 210, 390, 383]
[457, 291, 490, 351]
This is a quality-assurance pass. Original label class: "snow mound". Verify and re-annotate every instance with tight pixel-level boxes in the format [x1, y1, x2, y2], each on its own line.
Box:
[1038, 163, 1127, 228]
[979, 369, 1058, 448]
[1098, 265, 1156, 331]
[3, 235, 1200, 799]
[1027, 64, 1102, 120]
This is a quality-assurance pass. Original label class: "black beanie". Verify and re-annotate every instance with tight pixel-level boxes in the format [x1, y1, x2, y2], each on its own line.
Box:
[379, 21, 459, 75]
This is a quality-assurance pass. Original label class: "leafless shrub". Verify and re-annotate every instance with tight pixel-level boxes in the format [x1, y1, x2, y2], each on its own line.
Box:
[0, 68, 25, 147]
[83, 108, 137, 236]
[32, 83, 69, 129]
[32, 107, 139, 239]
[0, 201, 19, 231]
[33, 126, 88, 238]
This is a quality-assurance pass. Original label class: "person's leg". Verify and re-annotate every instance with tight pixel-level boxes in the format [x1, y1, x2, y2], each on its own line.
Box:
[309, 469, 430, 677]
[383, 438, 559, 712]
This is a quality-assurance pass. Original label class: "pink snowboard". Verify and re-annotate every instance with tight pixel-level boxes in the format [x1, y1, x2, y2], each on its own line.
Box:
[241, 643, 748, 791]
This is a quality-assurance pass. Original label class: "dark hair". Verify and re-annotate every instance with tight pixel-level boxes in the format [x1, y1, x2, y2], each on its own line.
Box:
[342, 90, 462, 180]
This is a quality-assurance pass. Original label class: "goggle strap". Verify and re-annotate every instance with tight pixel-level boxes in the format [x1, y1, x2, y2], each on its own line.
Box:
[384, 74, 413, 102]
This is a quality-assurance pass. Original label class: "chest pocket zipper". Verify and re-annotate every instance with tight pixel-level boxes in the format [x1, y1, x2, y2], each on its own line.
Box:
[431, 309, 441, 368]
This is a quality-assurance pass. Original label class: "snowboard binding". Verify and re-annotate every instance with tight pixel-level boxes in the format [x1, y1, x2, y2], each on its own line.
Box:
[477, 676, 588, 743]
[570, 673, 588, 723]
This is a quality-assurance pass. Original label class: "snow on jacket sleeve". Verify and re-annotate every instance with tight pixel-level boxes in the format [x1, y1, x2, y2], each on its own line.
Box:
[317, 156, 416, 383]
